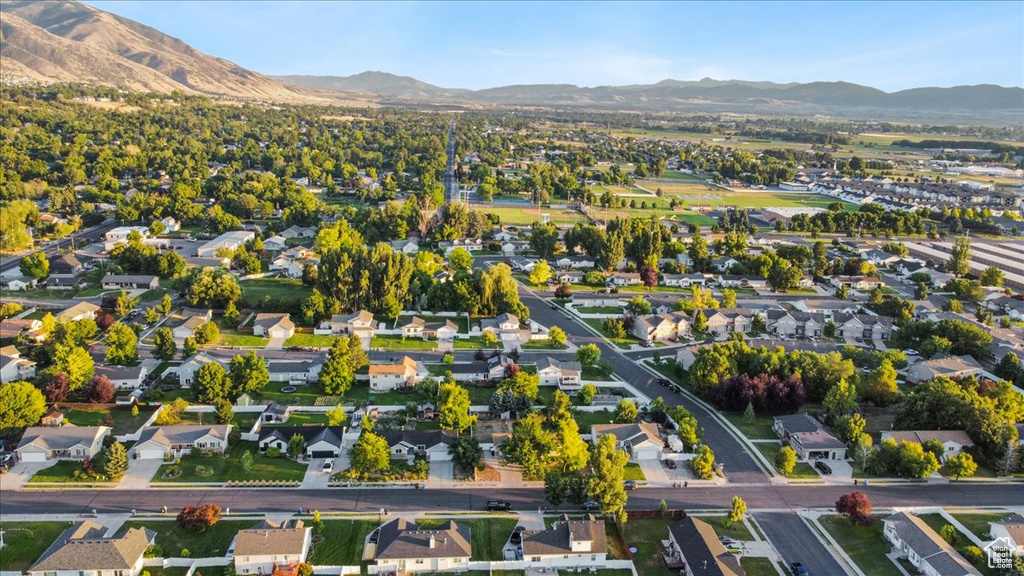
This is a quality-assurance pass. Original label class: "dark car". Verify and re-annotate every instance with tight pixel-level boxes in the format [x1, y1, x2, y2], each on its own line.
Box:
[510, 526, 526, 545]
[814, 461, 832, 475]
[790, 562, 809, 576]
[369, 529, 380, 544]
[485, 499, 512, 512]
[655, 378, 671, 387]
[663, 459, 677, 469]
[581, 500, 601, 511]
[624, 481, 638, 490]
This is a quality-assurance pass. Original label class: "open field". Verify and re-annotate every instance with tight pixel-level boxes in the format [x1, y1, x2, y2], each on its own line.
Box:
[474, 205, 587, 226]
[240, 277, 311, 307]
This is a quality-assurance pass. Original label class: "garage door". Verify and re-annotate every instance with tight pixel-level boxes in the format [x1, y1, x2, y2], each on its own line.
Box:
[427, 450, 452, 461]
[310, 450, 336, 458]
[136, 449, 166, 460]
[18, 452, 46, 462]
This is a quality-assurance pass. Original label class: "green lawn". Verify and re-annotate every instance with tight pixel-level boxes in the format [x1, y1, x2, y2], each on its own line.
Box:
[268, 412, 330, 427]
[573, 410, 616, 430]
[417, 518, 518, 561]
[755, 442, 819, 479]
[623, 462, 647, 482]
[119, 520, 251, 558]
[28, 460, 112, 484]
[309, 520, 378, 565]
[284, 332, 340, 347]
[582, 318, 643, 349]
[370, 334, 439, 350]
[259, 382, 324, 405]
[722, 412, 778, 439]
[212, 331, 268, 347]
[741, 557, 784, 576]
[0, 521, 75, 571]
[453, 336, 488, 349]
[699, 514, 754, 541]
[819, 515, 903, 576]
[63, 406, 149, 435]
[477, 205, 587, 226]
[240, 277, 312, 301]
[160, 441, 307, 483]
[577, 306, 625, 314]
[950, 513, 1003, 540]
[916, 514, 997, 576]
[618, 518, 676, 576]
[520, 338, 568, 350]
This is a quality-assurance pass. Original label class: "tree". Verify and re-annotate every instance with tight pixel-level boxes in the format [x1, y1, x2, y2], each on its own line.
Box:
[948, 236, 971, 276]
[995, 351, 1024, 386]
[228, 351, 270, 398]
[287, 433, 305, 459]
[115, 291, 140, 318]
[544, 470, 567, 506]
[448, 435, 482, 472]
[942, 452, 977, 481]
[776, 446, 797, 476]
[19, 252, 49, 279]
[602, 317, 626, 338]
[240, 450, 254, 473]
[939, 524, 959, 545]
[579, 383, 597, 405]
[176, 504, 222, 532]
[193, 321, 219, 346]
[85, 375, 115, 403]
[145, 307, 159, 325]
[914, 282, 929, 300]
[626, 295, 651, 316]
[439, 382, 476, 434]
[224, 301, 239, 323]
[691, 445, 716, 480]
[193, 362, 228, 404]
[153, 327, 176, 361]
[320, 337, 356, 395]
[588, 433, 629, 521]
[722, 288, 737, 308]
[349, 431, 390, 476]
[692, 309, 708, 333]
[728, 496, 747, 527]
[576, 344, 600, 367]
[742, 402, 756, 422]
[448, 248, 475, 275]
[214, 399, 234, 425]
[853, 433, 873, 468]
[835, 492, 872, 524]
[862, 359, 899, 406]
[980, 266, 1004, 287]
[52, 343, 94, 390]
[104, 441, 128, 480]
[183, 337, 198, 358]
[614, 399, 638, 423]
[528, 260, 553, 286]
[326, 404, 346, 427]
[155, 397, 189, 425]
[548, 326, 567, 347]
[104, 323, 138, 366]
[823, 379, 858, 415]
[554, 283, 572, 299]
[0, 381, 47, 436]
[158, 293, 173, 316]
[947, 299, 964, 313]
[834, 413, 867, 445]
[44, 373, 70, 403]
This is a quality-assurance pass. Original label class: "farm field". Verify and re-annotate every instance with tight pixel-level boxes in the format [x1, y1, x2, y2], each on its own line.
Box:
[475, 205, 587, 226]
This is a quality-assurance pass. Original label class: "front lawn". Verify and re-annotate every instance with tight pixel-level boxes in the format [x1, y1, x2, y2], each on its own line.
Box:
[417, 518, 517, 561]
[309, 520, 378, 565]
[370, 334, 439, 350]
[453, 336, 487, 349]
[582, 318, 643, 349]
[28, 460, 112, 484]
[0, 522, 75, 571]
[160, 441, 307, 483]
[212, 331, 268, 347]
[722, 412, 778, 440]
[755, 442, 819, 479]
[623, 462, 646, 482]
[699, 514, 754, 541]
[818, 515, 902, 576]
[63, 406, 149, 436]
[520, 338, 568, 350]
[119, 520, 250, 558]
[741, 557, 784, 576]
[284, 332, 339, 348]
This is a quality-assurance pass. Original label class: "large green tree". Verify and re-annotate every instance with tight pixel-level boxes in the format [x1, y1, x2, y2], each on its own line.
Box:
[228, 351, 270, 398]
[104, 322, 138, 366]
[587, 433, 629, 522]
[0, 381, 47, 436]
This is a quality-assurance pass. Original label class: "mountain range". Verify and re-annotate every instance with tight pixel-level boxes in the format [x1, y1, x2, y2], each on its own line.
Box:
[2, 1, 1021, 122]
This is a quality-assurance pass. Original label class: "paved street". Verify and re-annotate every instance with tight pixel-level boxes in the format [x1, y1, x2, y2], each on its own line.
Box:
[755, 512, 848, 576]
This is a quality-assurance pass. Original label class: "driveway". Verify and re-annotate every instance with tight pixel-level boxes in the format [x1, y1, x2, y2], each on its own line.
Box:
[300, 459, 331, 489]
[754, 512, 849, 576]
[811, 459, 853, 483]
[267, 337, 287, 349]
[639, 458, 672, 487]
[121, 458, 163, 489]
[427, 460, 454, 488]
[0, 461, 54, 490]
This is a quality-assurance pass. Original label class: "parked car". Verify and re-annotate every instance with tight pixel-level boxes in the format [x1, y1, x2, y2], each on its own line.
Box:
[655, 378, 671, 387]
[581, 501, 601, 511]
[369, 529, 380, 544]
[322, 459, 334, 473]
[624, 481, 638, 490]
[510, 526, 526, 545]
[814, 461, 832, 475]
[790, 562, 809, 576]
[486, 499, 512, 512]
[663, 459, 677, 469]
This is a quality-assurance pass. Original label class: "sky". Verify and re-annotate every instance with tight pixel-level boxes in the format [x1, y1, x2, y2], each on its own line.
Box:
[84, 1, 1024, 91]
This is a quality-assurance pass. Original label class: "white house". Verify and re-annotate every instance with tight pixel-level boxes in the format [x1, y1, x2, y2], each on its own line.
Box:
[390, 239, 420, 255]
[1, 345, 36, 384]
[93, 363, 148, 390]
[56, 301, 100, 322]
[373, 518, 472, 574]
[988, 513, 1024, 556]
[590, 422, 663, 461]
[233, 520, 312, 576]
[27, 521, 154, 576]
[883, 512, 982, 576]
[3, 276, 37, 291]
[16, 426, 111, 462]
[521, 514, 608, 568]
[402, 317, 458, 341]
[324, 309, 375, 336]
[536, 357, 582, 393]
[101, 274, 159, 290]
[479, 312, 521, 342]
[253, 313, 295, 339]
[196, 230, 256, 258]
[773, 414, 846, 461]
[132, 425, 232, 460]
[263, 235, 288, 251]
[369, 356, 429, 391]
[881, 430, 974, 462]
[380, 429, 457, 463]
[257, 426, 346, 458]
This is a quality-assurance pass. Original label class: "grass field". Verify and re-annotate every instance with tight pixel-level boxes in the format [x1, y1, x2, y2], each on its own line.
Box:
[818, 516, 902, 576]
[259, 382, 324, 405]
[950, 513, 1002, 540]
[520, 338, 568, 350]
[475, 205, 587, 226]
[623, 462, 647, 482]
[0, 522, 75, 571]
[755, 442, 820, 479]
[212, 331, 268, 347]
[417, 517, 518, 561]
[310, 520, 378, 564]
[28, 460, 108, 484]
[63, 406, 149, 435]
[119, 520, 251, 558]
[582, 318, 643, 349]
[161, 441, 307, 483]
[722, 412, 778, 439]
[284, 332, 339, 347]
[370, 334, 439, 350]
[741, 557, 784, 576]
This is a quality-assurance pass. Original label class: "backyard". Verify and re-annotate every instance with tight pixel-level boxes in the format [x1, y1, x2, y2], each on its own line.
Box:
[63, 406, 150, 435]
[309, 519, 378, 565]
[118, 520, 252, 558]
[818, 515, 902, 576]
[417, 517, 518, 561]
[0, 521, 76, 571]
[158, 441, 307, 483]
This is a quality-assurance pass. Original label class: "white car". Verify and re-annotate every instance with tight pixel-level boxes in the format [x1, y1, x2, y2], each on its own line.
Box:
[322, 459, 334, 473]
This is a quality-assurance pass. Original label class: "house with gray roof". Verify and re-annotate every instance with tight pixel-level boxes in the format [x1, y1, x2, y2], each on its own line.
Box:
[16, 426, 110, 462]
[93, 363, 149, 390]
[101, 274, 159, 290]
[907, 355, 983, 383]
[773, 414, 846, 461]
[27, 520, 154, 576]
[258, 426, 346, 459]
[536, 357, 582, 392]
[521, 514, 607, 568]
[665, 516, 745, 576]
[591, 422, 663, 461]
[233, 519, 312, 576]
[379, 429, 457, 463]
[252, 313, 295, 339]
[883, 512, 981, 576]
[374, 518, 472, 574]
[132, 425, 231, 460]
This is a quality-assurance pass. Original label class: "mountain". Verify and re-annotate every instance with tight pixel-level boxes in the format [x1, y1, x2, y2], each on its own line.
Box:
[0, 0, 314, 100]
[274, 71, 469, 100]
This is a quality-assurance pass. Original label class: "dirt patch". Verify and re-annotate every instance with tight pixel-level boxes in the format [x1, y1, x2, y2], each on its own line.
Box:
[474, 465, 501, 482]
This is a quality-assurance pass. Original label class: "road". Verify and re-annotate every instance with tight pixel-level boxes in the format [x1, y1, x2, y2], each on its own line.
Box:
[2, 482, 1021, 516]
[0, 221, 117, 275]
[755, 512, 847, 576]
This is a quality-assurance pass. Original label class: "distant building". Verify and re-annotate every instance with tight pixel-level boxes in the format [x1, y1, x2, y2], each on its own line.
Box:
[196, 230, 255, 258]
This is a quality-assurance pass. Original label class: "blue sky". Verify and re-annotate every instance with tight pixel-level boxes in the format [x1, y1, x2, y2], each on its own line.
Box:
[85, 1, 1023, 91]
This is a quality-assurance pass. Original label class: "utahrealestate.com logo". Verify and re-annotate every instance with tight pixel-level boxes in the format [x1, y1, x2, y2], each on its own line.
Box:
[984, 537, 1015, 569]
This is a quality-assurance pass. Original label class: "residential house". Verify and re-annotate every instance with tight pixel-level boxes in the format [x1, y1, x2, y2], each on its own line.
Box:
[196, 230, 255, 258]
[16, 426, 111, 462]
[159, 216, 180, 232]
[49, 253, 84, 277]
[883, 512, 982, 576]
[0, 317, 44, 342]
[101, 274, 159, 290]
[520, 514, 608, 568]
[881, 431, 974, 462]
[264, 235, 288, 251]
[765, 310, 825, 339]
[479, 312, 521, 342]
[132, 425, 231, 460]
[986, 295, 1024, 319]
[510, 256, 536, 272]
[571, 294, 624, 309]
[712, 257, 740, 272]
[716, 275, 768, 289]
[234, 520, 312, 576]
[324, 309, 375, 336]
[267, 359, 323, 383]
[373, 518, 472, 574]
[702, 308, 753, 338]
[907, 355, 984, 383]
[829, 275, 884, 290]
[56, 301, 100, 322]
[832, 312, 894, 341]
[988, 513, 1024, 556]
[280, 225, 316, 239]
[632, 313, 690, 343]
[661, 273, 706, 287]
[173, 315, 208, 340]
[861, 249, 902, 265]
[492, 227, 519, 242]
[607, 272, 642, 286]
[487, 354, 514, 381]
[402, 317, 458, 341]
[1, 345, 36, 383]
[253, 313, 295, 339]
[665, 516, 745, 576]
[369, 356, 429, 391]
[176, 351, 225, 386]
[104, 225, 150, 251]
[891, 258, 930, 279]
[557, 271, 585, 284]
[556, 256, 596, 269]
[48, 275, 88, 290]
[93, 363, 148, 390]
[390, 239, 420, 255]
[590, 422, 663, 461]
[26, 521, 154, 576]
[258, 426, 346, 458]
[379, 429, 457, 463]
[772, 414, 846, 461]
[4, 276, 37, 291]
[536, 357, 582, 393]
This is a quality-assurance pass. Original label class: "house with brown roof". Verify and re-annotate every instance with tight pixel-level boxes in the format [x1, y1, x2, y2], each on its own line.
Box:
[907, 355, 984, 383]
[16, 426, 110, 462]
[591, 422, 663, 461]
[521, 514, 607, 568]
[57, 301, 100, 322]
[989, 513, 1024, 556]
[881, 430, 975, 462]
[401, 316, 459, 341]
[132, 425, 231, 460]
[323, 309, 375, 336]
[373, 518, 472, 574]
[665, 516, 745, 576]
[27, 520, 154, 576]
[253, 313, 295, 339]
[369, 356, 429, 391]
[233, 519, 312, 576]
